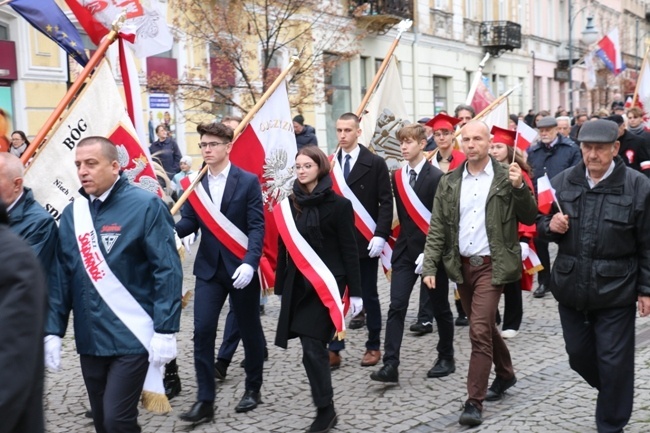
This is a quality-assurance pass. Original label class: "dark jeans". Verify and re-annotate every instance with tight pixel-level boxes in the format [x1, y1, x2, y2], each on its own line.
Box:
[502, 280, 523, 331]
[383, 260, 453, 367]
[80, 354, 149, 433]
[193, 259, 264, 402]
[301, 336, 333, 408]
[558, 303, 635, 433]
[457, 261, 513, 411]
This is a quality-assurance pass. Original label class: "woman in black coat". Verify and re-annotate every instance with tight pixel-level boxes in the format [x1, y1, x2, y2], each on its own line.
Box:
[275, 146, 362, 433]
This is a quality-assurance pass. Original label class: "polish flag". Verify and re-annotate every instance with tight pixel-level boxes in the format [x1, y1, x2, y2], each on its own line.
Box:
[65, 0, 172, 58]
[595, 28, 626, 76]
[523, 248, 543, 275]
[467, 75, 495, 115]
[537, 174, 557, 214]
[515, 120, 538, 152]
[229, 81, 297, 291]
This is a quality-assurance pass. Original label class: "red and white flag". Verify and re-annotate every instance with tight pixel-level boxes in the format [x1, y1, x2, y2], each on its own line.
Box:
[536, 173, 557, 214]
[24, 60, 161, 221]
[523, 248, 543, 275]
[595, 28, 626, 76]
[515, 120, 538, 152]
[229, 81, 297, 291]
[466, 75, 495, 115]
[65, 0, 172, 58]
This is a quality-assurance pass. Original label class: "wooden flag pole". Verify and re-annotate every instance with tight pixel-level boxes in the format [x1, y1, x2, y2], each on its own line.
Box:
[632, 46, 650, 107]
[20, 13, 126, 164]
[170, 56, 301, 215]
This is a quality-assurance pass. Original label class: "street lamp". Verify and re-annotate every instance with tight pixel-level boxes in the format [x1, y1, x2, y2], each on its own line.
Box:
[568, 4, 600, 116]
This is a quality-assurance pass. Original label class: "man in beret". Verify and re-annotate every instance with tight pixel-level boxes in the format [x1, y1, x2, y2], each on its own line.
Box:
[537, 119, 650, 433]
[527, 115, 582, 299]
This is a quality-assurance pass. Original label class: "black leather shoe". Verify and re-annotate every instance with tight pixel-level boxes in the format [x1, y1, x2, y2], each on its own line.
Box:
[455, 315, 469, 326]
[163, 360, 181, 400]
[427, 358, 455, 378]
[486, 375, 517, 401]
[240, 347, 269, 368]
[349, 310, 366, 330]
[179, 401, 214, 424]
[409, 322, 433, 335]
[309, 402, 337, 432]
[533, 284, 547, 298]
[235, 390, 262, 413]
[370, 364, 398, 383]
[459, 401, 482, 426]
[214, 359, 228, 380]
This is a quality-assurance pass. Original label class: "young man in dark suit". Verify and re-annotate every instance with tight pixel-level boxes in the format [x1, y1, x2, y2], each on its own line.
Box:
[370, 123, 454, 383]
[177, 123, 266, 424]
[329, 112, 393, 368]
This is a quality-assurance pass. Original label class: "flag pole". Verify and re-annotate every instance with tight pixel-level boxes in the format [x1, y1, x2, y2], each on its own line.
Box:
[465, 53, 491, 105]
[632, 46, 650, 107]
[170, 56, 301, 215]
[355, 20, 412, 118]
[20, 13, 126, 164]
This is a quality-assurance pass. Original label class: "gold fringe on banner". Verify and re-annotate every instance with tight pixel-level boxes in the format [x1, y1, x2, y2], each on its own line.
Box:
[141, 391, 172, 414]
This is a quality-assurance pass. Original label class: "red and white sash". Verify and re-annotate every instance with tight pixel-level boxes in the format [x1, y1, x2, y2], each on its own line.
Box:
[330, 156, 392, 272]
[73, 199, 167, 411]
[273, 198, 347, 339]
[393, 167, 431, 235]
[180, 175, 248, 260]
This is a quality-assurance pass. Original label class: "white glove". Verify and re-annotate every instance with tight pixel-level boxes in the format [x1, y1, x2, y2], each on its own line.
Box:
[349, 296, 363, 317]
[149, 333, 177, 369]
[44, 335, 62, 372]
[367, 236, 386, 258]
[232, 263, 255, 289]
[520, 242, 530, 261]
[414, 253, 424, 274]
[182, 233, 196, 254]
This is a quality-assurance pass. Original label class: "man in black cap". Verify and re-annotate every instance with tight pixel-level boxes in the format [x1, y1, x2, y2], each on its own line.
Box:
[417, 117, 436, 151]
[606, 114, 650, 177]
[537, 119, 650, 433]
[293, 114, 318, 149]
[527, 115, 582, 298]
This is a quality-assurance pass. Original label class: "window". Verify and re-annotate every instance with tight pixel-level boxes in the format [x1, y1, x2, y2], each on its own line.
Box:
[466, 0, 476, 19]
[435, 0, 448, 10]
[483, 0, 492, 20]
[497, 0, 506, 20]
[518, 77, 525, 115]
[534, 76, 541, 111]
[0, 24, 8, 40]
[360, 56, 368, 97]
[433, 75, 448, 114]
[324, 53, 351, 153]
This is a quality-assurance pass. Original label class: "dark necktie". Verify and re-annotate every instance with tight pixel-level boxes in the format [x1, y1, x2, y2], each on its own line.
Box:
[92, 199, 102, 214]
[409, 169, 417, 189]
[343, 154, 351, 180]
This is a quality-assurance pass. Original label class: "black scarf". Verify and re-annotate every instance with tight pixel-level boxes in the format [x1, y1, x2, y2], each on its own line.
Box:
[291, 175, 333, 248]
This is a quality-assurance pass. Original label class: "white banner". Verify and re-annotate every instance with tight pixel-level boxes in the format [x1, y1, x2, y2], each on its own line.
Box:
[24, 60, 160, 221]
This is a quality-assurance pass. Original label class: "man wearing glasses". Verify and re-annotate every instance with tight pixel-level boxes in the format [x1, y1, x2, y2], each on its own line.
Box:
[177, 123, 266, 424]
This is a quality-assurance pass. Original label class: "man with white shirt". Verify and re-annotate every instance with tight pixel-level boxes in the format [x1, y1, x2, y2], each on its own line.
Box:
[46, 136, 183, 432]
[422, 121, 537, 426]
[176, 123, 266, 423]
[370, 123, 453, 384]
[329, 112, 393, 369]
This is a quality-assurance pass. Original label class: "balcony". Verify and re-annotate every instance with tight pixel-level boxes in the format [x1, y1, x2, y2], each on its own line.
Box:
[479, 21, 521, 57]
[350, 0, 413, 34]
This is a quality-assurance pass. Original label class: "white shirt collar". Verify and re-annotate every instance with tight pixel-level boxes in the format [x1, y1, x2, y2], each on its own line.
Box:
[462, 158, 494, 179]
[586, 160, 616, 188]
[341, 145, 360, 161]
[90, 176, 120, 203]
[208, 162, 231, 180]
[405, 156, 427, 176]
[6, 190, 24, 213]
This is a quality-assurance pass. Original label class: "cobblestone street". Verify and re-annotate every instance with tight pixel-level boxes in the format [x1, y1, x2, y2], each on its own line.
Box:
[45, 243, 650, 432]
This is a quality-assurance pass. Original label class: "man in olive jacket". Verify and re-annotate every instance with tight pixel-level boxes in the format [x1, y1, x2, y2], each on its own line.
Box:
[422, 121, 537, 427]
[537, 120, 650, 433]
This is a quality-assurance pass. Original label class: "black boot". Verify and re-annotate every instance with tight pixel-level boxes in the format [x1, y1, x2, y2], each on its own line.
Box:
[164, 359, 181, 400]
[309, 402, 337, 433]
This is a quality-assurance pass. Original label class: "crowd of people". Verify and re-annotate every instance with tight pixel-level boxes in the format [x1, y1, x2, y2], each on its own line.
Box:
[2, 99, 650, 433]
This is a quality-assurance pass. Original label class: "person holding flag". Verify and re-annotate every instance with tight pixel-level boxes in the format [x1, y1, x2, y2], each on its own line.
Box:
[489, 126, 538, 339]
[176, 122, 266, 423]
[274, 145, 362, 433]
[370, 123, 454, 384]
[421, 120, 537, 427]
[537, 119, 650, 433]
[45, 136, 182, 433]
[328, 112, 393, 369]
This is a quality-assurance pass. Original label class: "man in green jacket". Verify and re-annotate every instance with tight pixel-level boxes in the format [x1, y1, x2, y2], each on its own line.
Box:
[422, 120, 537, 427]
